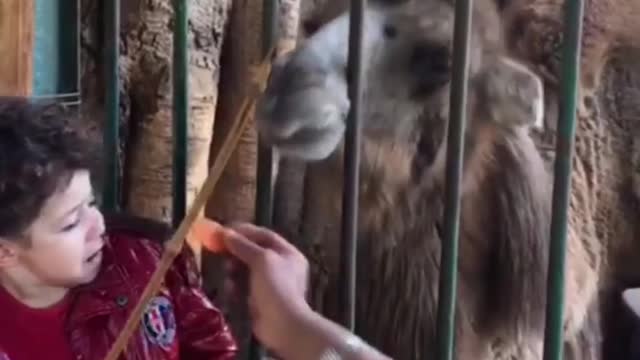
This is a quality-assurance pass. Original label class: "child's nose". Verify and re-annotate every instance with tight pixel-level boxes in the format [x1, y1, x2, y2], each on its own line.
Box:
[86, 208, 106, 241]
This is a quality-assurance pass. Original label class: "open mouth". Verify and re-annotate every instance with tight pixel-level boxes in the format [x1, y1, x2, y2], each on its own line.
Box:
[86, 248, 103, 263]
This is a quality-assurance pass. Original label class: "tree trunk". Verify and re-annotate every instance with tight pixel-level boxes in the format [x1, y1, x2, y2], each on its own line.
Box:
[122, 0, 231, 224]
[79, 0, 232, 267]
[201, 0, 302, 356]
[204, 0, 264, 225]
[201, 1, 265, 352]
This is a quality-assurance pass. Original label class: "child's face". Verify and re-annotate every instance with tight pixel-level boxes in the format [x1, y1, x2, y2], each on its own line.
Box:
[0, 170, 106, 288]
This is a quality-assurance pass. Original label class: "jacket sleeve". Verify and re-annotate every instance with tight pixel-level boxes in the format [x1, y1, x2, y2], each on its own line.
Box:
[166, 245, 238, 360]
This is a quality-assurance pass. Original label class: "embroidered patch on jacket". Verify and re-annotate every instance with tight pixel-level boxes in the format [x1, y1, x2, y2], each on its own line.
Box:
[142, 296, 176, 350]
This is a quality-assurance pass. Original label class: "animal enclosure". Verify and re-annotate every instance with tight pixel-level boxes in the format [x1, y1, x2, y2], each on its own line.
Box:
[1, 0, 596, 359]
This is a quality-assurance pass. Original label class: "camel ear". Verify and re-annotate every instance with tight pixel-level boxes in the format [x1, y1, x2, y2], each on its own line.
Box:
[477, 56, 544, 131]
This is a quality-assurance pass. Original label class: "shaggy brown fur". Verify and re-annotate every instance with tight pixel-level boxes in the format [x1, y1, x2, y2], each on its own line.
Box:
[502, 0, 640, 118]
[257, 0, 600, 358]
[503, 0, 640, 357]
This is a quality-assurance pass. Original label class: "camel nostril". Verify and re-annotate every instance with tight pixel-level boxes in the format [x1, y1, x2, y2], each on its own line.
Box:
[410, 44, 450, 74]
[410, 44, 451, 95]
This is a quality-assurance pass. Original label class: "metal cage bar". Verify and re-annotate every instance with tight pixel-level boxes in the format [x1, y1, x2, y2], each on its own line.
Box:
[97, 0, 585, 357]
[172, 0, 189, 227]
[338, 0, 367, 332]
[249, 1, 280, 357]
[542, 0, 585, 359]
[434, 0, 474, 358]
[56, 0, 81, 107]
[103, 0, 120, 211]
[254, 0, 279, 232]
[203, 0, 582, 357]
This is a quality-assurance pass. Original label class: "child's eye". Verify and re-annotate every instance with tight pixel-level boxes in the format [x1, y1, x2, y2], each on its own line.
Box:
[62, 221, 79, 232]
[60, 197, 95, 232]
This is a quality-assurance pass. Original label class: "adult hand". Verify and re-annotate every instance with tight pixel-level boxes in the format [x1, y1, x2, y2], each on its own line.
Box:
[222, 223, 310, 351]
[223, 223, 392, 360]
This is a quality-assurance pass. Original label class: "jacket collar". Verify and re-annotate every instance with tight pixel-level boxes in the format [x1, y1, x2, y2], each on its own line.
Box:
[66, 236, 132, 327]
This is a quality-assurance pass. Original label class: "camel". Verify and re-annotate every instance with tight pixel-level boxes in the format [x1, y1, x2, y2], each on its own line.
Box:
[256, 0, 600, 358]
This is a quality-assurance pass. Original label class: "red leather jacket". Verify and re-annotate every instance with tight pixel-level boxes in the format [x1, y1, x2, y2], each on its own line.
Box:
[65, 214, 237, 359]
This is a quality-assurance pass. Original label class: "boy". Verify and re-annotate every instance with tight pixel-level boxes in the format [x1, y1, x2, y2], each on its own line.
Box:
[0, 97, 237, 359]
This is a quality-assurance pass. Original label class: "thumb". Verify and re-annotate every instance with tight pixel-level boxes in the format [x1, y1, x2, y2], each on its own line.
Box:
[223, 230, 264, 265]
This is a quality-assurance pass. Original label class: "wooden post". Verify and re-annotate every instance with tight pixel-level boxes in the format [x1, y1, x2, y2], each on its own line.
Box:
[0, 0, 34, 96]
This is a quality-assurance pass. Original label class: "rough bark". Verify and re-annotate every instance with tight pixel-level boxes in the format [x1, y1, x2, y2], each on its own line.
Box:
[204, 0, 264, 226]
[200, 1, 265, 355]
[122, 0, 231, 226]
[200, 0, 303, 356]
[78, 0, 107, 139]
[79, 0, 231, 268]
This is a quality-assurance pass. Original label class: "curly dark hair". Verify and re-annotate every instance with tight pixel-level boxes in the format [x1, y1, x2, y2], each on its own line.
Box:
[0, 97, 102, 239]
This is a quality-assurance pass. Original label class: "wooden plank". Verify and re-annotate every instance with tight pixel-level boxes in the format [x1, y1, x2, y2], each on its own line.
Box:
[0, 0, 34, 96]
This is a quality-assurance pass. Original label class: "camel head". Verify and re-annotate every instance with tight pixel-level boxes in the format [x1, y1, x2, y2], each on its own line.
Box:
[256, 0, 544, 165]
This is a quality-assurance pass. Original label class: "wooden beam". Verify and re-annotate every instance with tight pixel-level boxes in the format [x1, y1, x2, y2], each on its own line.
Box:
[0, 0, 34, 96]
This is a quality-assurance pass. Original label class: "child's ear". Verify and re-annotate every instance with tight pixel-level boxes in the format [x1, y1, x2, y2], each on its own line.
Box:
[0, 240, 18, 267]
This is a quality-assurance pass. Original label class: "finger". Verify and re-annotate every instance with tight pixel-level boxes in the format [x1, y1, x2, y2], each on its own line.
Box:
[222, 231, 265, 265]
[228, 222, 298, 255]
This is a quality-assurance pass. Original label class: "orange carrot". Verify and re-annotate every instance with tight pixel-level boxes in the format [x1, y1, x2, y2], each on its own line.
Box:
[188, 218, 228, 254]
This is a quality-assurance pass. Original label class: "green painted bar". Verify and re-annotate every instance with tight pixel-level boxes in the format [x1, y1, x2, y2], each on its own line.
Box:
[172, 0, 189, 227]
[339, 0, 366, 332]
[254, 0, 278, 237]
[56, 0, 79, 101]
[103, 0, 120, 211]
[542, 0, 584, 359]
[249, 1, 279, 357]
[434, 0, 474, 358]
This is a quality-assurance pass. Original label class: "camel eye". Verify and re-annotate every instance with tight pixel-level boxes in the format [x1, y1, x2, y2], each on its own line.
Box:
[383, 24, 398, 38]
